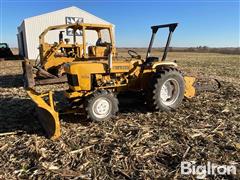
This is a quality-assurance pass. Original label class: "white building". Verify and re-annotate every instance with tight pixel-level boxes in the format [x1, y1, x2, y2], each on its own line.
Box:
[17, 6, 114, 59]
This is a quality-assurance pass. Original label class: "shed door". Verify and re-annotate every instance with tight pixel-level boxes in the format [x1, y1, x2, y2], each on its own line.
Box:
[20, 32, 25, 57]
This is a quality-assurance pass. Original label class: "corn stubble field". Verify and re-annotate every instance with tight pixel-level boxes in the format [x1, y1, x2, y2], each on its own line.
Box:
[0, 50, 239, 179]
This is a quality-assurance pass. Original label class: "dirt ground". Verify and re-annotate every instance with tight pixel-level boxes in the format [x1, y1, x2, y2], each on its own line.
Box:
[0, 51, 239, 179]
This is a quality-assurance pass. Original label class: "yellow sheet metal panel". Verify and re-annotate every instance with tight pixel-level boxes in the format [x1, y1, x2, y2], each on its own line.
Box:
[65, 61, 132, 91]
[184, 76, 196, 98]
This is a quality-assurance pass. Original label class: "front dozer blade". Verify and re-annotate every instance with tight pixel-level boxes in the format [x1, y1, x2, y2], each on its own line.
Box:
[27, 89, 61, 140]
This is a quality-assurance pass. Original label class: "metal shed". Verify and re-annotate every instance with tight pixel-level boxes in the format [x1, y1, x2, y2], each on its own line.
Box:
[17, 6, 114, 59]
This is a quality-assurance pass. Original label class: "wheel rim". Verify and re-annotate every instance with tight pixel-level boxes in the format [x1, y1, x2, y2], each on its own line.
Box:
[160, 78, 180, 106]
[92, 97, 111, 119]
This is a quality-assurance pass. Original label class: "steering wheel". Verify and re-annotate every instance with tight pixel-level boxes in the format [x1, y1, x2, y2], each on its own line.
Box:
[128, 50, 141, 59]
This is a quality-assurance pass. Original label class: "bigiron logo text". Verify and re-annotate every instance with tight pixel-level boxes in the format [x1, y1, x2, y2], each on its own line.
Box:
[181, 161, 237, 179]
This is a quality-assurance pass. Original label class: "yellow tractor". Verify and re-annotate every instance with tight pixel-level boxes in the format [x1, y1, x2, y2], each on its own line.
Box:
[23, 23, 116, 87]
[26, 23, 220, 139]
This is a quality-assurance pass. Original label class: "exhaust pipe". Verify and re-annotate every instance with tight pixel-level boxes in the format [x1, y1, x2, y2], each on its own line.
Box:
[108, 46, 113, 73]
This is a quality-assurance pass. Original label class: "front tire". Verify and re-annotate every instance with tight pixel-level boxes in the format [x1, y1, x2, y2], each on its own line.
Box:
[147, 67, 185, 111]
[85, 90, 119, 122]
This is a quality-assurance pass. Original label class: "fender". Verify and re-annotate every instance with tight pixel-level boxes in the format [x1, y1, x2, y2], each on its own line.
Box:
[152, 61, 178, 69]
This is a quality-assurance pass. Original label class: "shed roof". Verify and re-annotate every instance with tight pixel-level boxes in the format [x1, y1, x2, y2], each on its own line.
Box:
[19, 6, 113, 27]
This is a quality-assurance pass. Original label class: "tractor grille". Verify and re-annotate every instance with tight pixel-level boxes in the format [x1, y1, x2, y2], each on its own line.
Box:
[67, 74, 79, 86]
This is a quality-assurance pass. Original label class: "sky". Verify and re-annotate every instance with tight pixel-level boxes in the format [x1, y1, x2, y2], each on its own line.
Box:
[0, 0, 239, 48]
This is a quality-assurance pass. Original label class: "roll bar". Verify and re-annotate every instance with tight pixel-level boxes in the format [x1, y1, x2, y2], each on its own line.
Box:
[146, 23, 178, 61]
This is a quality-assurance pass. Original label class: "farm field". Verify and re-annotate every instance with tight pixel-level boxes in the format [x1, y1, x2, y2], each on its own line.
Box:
[0, 50, 239, 179]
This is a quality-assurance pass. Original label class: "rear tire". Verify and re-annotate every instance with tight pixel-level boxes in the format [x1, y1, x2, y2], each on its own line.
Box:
[147, 67, 185, 111]
[85, 90, 119, 122]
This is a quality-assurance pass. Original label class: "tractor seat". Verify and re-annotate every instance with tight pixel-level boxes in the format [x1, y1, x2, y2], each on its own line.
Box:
[88, 46, 108, 57]
[144, 56, 159, 65]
